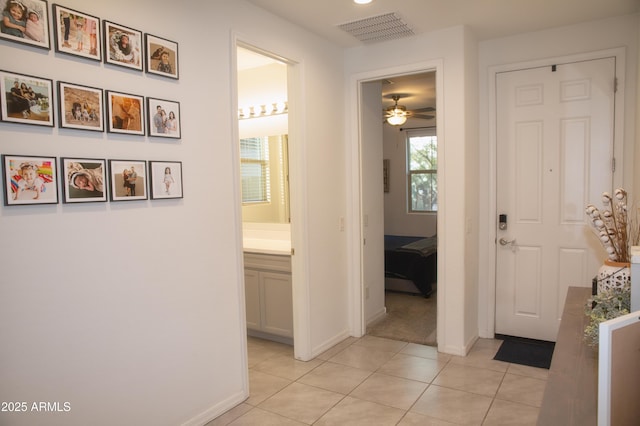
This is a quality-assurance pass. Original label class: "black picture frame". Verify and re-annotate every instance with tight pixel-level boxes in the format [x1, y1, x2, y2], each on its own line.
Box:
[0, 0, 50, 50]
[0, 69, 54, 127]
[1, 154, 58, 205]
[108, 159, 147, 201]
[149, 161, 183, 199]
[103, 20, 142, 71]
[145, 34, 178, 79]
[106, 90, 145, 136]
[60, 157, 107, 203]
[147, 97, 180, 138]
[57, 81, 103, 131]
[52, 4, 101, 61]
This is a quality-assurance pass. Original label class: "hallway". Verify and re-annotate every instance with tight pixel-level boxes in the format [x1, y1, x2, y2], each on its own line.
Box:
[208, 335, 546, 425]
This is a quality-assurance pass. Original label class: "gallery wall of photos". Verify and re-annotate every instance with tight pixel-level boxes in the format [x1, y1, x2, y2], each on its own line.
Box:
[0, 0, 184, 205]
[2, 154, 183, 205]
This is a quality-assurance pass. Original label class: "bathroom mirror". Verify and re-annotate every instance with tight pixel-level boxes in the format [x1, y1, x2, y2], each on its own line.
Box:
[241, 134, 290, 223]
[237, 46, 290, 225]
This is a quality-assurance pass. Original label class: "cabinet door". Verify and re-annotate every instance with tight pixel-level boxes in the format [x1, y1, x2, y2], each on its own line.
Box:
[260, 271, 293, 337]
[244, 269, 261, 331]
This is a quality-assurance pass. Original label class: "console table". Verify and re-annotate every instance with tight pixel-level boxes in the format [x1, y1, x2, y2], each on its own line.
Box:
[537, 286, 597, 425]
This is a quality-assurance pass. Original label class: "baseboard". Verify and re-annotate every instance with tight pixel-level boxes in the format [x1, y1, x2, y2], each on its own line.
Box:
[366, 306, 387, 327]
[440, 334, 478, 356]
[478, 327, 495, 339]
[464, 334, 479, 355]
[180, 390, 247, 426]
[247, 329, 293, 346]
[311, 329, 351, 358]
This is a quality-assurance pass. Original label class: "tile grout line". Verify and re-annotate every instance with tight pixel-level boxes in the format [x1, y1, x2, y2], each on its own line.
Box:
[234, 336, 545, 425]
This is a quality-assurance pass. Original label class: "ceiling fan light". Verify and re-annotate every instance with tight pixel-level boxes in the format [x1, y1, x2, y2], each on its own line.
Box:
[387, 113, 407, 126]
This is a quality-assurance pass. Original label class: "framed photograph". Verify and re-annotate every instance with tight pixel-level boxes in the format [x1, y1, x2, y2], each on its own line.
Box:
[52, 4, 101, 61]
[108, 159, 147, 201]
[60, 157, 106, 203]
[0, 70, 53, 126]
[103, 20, 142, 71]
[0, 0, 50, 49]
[57, 81, 103, 131]
[2, 154, 58, 205]
[106, 90, 144, 135]
[149, 161, 183, 199]
[145, 34, 178, 79]
[147, 97, 180, 138]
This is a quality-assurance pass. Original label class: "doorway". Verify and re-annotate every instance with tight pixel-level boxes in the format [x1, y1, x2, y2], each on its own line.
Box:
[355, 66, 442, 347]
[235, 43, 309, 359]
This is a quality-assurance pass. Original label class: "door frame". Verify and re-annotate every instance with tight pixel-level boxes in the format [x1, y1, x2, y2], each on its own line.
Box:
[348, 59, 445, 350]
[480, 47, 626, 339]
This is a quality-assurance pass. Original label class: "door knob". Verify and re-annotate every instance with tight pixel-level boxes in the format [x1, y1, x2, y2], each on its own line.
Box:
[499, 238, 515, 246]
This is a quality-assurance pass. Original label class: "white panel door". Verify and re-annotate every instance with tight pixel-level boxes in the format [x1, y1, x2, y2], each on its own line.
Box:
[495, 58, 615, 341]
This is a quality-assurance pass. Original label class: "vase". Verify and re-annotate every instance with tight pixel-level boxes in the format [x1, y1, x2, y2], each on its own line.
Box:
[597, 259, 631, 293]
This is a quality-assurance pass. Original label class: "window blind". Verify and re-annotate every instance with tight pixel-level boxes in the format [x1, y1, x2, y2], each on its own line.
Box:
[240, 137, 270, 203]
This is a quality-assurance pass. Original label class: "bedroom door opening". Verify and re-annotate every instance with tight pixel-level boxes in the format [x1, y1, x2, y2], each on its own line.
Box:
[360, 70, 439, 346]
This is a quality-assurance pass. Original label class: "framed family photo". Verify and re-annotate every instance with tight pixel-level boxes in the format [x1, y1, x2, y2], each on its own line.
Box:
[147, 97, 180, 138]
[145, 34, 178, 79]
[108, 159, 147, 201]
[52, 4, 101, 61]
[149, 161, 183, 199]
[0, 70, 53, 126]
[0, 0, 50, 49]
[58, 81, 103, 131]
[103, 21, 142, 71]
[2, 154, 58, 205]
[106, 90, 144, 135]
[60, 157, 107, 203]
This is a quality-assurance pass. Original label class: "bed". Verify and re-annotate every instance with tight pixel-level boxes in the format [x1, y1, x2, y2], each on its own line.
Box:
[384, 235, 437, 297]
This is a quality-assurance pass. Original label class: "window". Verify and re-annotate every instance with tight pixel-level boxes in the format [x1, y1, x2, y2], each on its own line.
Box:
[407, 130, 437, 212]
[240, 136, 270, 203]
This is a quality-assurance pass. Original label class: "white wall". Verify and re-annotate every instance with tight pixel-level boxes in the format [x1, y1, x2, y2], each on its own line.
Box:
[463, 27, 481, 343]
[382, 125, 437, 237]
[477, 14, 639, 338]
[238, 62, 287, 115]
[0, 1, 348, 425]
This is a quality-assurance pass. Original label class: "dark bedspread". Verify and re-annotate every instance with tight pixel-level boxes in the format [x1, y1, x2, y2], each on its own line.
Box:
[384, 235, 437, 297]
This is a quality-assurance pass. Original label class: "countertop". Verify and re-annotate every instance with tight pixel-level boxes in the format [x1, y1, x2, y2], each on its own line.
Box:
[537, 286, 597, 426]
[243, 238, 291, 256]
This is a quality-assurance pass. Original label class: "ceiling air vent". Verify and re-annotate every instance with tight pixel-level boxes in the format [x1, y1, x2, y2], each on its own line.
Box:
[338, 12, 414, 44]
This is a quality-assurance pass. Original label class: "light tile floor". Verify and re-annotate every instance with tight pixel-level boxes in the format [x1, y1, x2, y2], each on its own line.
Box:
[207, 335, 547, 425]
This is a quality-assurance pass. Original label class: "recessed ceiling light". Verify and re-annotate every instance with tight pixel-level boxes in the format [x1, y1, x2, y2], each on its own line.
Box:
[354, 0, 372, 4]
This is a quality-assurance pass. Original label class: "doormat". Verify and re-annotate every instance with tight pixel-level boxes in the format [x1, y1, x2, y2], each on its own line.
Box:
[493, 335, 555, 369]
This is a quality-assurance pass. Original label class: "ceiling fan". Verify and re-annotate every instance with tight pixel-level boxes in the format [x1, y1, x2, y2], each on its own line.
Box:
[384, 94, 435, 126]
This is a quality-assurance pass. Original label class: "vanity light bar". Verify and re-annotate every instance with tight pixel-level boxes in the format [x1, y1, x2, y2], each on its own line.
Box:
[238, 101, 288, 120]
